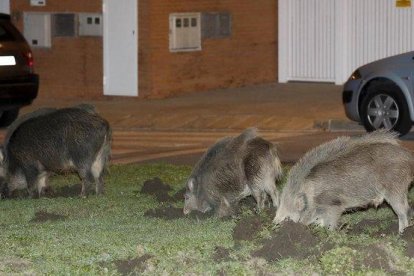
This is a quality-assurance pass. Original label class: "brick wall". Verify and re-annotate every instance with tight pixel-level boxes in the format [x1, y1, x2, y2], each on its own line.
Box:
[144, 0, 278, 98]
[10, 0, 278, 99]
[11, 0, 103, 99]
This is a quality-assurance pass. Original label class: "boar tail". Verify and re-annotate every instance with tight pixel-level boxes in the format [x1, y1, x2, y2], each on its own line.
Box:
[229, 128, 258, 150]
[102, 124, 112, 173]
[270, 145, 283, 181]
[239, 127, 258, 141]
[350, 129, 399, 146]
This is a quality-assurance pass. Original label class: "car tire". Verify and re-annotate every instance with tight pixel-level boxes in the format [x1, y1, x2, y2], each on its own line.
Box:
[0, 108, 19, 127]
[360, 82, 412, 136]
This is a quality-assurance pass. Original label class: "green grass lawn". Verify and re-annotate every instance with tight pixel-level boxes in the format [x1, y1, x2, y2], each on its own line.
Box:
[0, 163, 413, 275]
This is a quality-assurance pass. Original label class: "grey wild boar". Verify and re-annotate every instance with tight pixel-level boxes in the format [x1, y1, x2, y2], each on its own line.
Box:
[273, 130, 413, 233]
[183, 128, 282, 217]
[0, 105, 111, 198]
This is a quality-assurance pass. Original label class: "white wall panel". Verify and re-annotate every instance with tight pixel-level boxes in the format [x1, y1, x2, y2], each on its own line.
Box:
[279, 0, 414, 84]
[345, 0, 414, 82]
[0, 0, 10, 14]
[282, 0, 335, 82]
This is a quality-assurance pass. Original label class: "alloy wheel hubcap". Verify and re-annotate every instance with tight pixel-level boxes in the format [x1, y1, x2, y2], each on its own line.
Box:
[367, 94, 399, 130]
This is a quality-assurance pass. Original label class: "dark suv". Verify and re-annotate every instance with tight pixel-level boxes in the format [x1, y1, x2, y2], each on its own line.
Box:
[0, 13, 38, 126]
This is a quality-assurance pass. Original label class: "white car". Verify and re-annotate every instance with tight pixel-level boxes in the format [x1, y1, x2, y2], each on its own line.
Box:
[343, 51, 414, 136]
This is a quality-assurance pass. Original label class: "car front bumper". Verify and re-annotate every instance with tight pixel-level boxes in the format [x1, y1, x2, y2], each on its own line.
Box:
[342, 78, 363, 122]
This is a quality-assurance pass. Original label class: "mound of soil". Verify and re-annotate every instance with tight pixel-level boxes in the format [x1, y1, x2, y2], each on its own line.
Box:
[402, 227, 414, 258]
[140, 177, 184, 203]
[144, 206, 212, 220]
[115, 254, 152, 275]
[172, 188, 186, 201]
[30, 211, 67, 223]
[233, 216, 264, 242]
[349, 244, 394, 273]
[144, 206, 183, 220]
[252, 221, 321, 261]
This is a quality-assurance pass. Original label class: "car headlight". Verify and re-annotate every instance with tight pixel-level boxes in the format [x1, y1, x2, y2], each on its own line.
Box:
[350, 69, 361, 80]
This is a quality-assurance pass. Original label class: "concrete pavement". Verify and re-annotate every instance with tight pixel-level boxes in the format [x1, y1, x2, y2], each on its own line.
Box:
[17, 82, 412, 165]
[26, 82, 349, 132]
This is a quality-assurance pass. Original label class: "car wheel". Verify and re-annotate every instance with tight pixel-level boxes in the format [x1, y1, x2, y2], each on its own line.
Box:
[360, 82, 412, 136]
[0, 108, 19, 127]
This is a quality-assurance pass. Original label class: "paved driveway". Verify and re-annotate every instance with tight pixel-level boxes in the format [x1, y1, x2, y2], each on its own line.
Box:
[8, 82, 414, 165]
[110, 129, 414, 166]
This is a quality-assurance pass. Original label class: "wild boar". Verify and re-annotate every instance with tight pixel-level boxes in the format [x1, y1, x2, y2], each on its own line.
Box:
[183, 128, 282, 217]
[0, 105, 112, 198]
[273, 130, 413, 233]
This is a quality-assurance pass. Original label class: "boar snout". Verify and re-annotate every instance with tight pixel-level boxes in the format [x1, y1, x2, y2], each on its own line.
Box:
[183, 207, 191, 215]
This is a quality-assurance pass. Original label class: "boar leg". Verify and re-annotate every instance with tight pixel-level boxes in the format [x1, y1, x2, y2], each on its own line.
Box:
[312, 206, 342, 230]
[35, 171, 49, 197]
[91, 148, 106, 195]
[24, 168, 41, 198]
[251, 187, 266, 212]
[264, 176, 279, 209]
[95, 174, 105, 195]
[386, 193, 411, 233]
[217, 197, 233, 218]
[78, 169, 95, 197]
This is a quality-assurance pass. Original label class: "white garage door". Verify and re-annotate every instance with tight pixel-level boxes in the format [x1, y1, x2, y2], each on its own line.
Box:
[279, 0, 414, 84]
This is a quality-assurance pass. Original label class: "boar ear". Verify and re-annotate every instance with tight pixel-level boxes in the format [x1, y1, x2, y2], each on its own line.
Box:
[0, 147, 4, 164]
[188, 178, 195, 192]
[295, 193, 308, 212]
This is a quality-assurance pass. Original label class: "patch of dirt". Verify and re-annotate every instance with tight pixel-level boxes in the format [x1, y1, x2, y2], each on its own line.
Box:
[233, 216, 264, 242]
[213, 246, 231, 262]
[402, 226, 414, 258]
[405, 242, 414, 259]
[144, 206, 183, 220]
[351, 244, 394, 273]
[252, 221, 321, 261]
[115, 254, 152, 276]
[144, 206, 212, 220]
[140, 177, 176, 203]
[173, 188, 186, 201]
[348, 219, 414, 259]
[30, 211, 67, 223]
[0, 257, 32, 273]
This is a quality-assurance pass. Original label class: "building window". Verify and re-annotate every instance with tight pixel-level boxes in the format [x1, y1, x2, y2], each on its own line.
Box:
[202, 12, 232, 39]
[52, 13, 76, 37]
[169, 13, 201, 52]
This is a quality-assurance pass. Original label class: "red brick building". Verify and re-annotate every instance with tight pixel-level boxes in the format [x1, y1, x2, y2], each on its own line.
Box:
[9, 1, 278, 99]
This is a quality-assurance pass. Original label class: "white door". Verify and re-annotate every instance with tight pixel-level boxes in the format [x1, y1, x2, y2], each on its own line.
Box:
[279, 0, 336, 83]
[0, 0, 10, 14]
[103, 0, 138, 96]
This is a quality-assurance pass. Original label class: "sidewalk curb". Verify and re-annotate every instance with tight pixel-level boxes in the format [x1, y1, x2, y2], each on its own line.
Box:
[314, 119, 365, 132]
